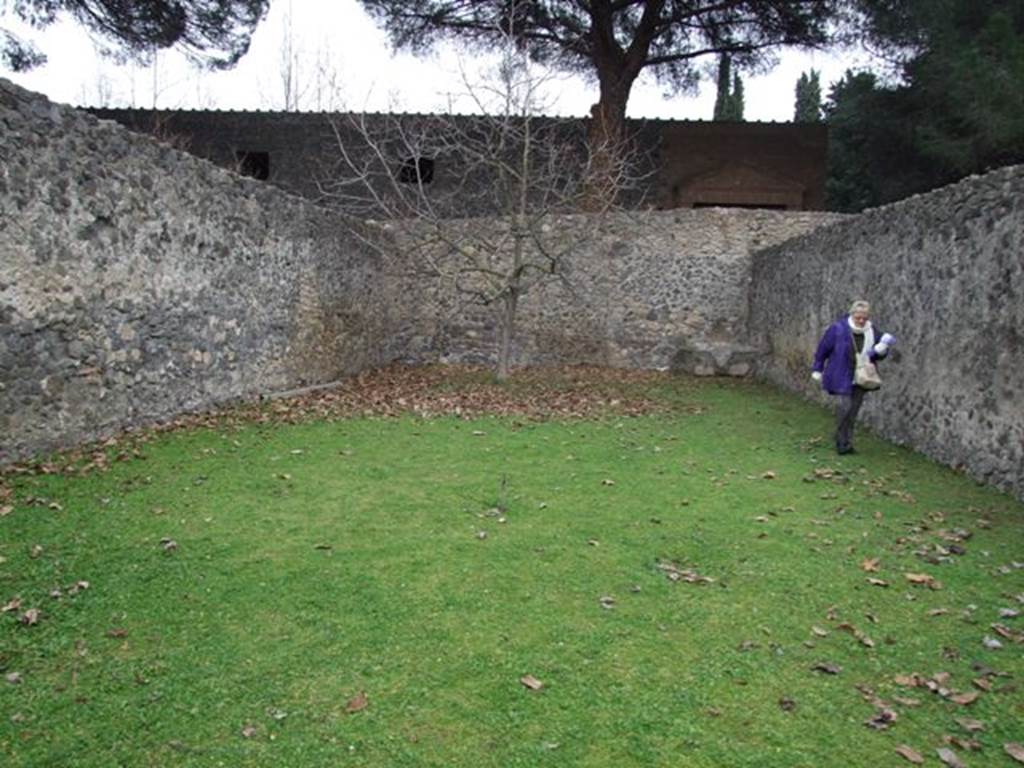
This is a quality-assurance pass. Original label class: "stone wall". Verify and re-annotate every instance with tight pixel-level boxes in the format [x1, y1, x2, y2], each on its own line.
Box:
[389, 208, 844, 373]
[1, 79, 396, 462]
[6, 81, 1020, 502]
[750, 165, 1024, 499]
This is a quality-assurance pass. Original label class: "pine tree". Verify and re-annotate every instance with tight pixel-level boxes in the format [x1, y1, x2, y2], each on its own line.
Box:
[794, 69, 822, 122]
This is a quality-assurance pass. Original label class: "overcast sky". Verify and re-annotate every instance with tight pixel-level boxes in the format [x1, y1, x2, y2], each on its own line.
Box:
[4, 0, 880, 121]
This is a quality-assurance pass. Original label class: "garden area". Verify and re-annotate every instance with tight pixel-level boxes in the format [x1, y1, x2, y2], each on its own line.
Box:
[1, 366, 1022, 767]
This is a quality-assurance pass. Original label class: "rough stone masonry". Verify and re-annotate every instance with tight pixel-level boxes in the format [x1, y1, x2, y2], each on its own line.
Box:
[2, 78, 1021, 502]
[750, 163, 1024, 500]
[1, 78, 398, 462]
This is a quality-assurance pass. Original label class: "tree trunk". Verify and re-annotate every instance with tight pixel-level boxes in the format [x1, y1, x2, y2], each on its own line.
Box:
[584, 69, 635, 209]
[496, 288, 518, 382]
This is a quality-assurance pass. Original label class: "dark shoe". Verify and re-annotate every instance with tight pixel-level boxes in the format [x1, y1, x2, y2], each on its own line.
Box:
[837, 446, 856, 455]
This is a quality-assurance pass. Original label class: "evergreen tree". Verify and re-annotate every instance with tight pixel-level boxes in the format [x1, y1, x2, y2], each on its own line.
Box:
[713, 53, 732, 121]
[1, 0, 269, 72]
[713, 54, 745, 121]
[794, 69, 822, 122]
[825, 1, 1024, 211]
[357, 0, 847, 195]
[730, 73, 745, 121]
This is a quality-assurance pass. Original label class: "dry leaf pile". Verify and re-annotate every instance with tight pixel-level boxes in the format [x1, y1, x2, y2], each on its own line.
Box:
[0, 365, 674, 487]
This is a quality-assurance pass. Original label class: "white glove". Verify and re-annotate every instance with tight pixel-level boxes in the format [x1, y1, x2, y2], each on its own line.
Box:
[880, 333, 896, 346]
[811, 371, 822, 382]
[873, 342, 889, 355]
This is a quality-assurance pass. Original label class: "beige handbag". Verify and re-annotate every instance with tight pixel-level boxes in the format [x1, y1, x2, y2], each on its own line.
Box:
[855, 357, 882, 390]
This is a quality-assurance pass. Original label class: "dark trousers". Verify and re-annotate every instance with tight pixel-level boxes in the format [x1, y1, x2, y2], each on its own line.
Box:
[835, 386, 866, 452]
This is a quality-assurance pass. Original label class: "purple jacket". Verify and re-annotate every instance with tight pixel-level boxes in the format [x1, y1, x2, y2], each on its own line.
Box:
[812, 316, 888, 395]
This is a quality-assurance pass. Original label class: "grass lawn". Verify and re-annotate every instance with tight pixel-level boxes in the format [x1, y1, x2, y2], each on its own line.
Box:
[1, 367, 1022, 767]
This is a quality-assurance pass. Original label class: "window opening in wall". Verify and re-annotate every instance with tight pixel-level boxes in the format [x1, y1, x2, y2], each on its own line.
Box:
[398, 156, 435, 184]
[236, 150, 270, 180]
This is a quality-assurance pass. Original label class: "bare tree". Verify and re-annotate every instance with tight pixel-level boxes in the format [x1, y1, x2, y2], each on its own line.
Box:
[261, 2, 346, 112]
[311, 44, 346, 111]
[276, 0, 309, 111]
[77, 67, 116, 107]
[319, 29, 640, 381]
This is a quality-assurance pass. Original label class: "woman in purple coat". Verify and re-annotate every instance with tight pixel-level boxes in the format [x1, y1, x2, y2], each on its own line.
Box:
[811, 300, 895, 455]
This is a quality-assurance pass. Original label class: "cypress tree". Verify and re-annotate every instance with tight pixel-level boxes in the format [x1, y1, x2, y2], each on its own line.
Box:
[794, 69, 822, 122]
[713, 53, 732, 120]
[730, 73, 745, 120]
[713, 54, 745, 121]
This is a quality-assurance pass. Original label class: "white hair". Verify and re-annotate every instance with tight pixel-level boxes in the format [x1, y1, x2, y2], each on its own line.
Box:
[849, 300, 871, 314]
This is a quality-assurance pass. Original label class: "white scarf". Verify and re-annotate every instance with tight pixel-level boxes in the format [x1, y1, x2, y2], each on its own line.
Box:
[848, 317, 876, 366]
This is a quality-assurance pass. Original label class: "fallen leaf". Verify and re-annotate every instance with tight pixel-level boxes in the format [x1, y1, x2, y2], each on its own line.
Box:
[601, 479, 615, 486]
[973, 677, 992, 691]
[865, 708, 898, 730]
[895, 745, 924, 764]
[599, 595, 616, 610]
[19, 608, 40, 626]
[894, 674, 922, 687]
[778, 696, 796, 712]
[811, 662, 842, 675]
[928, 608, 949, 617]
[867, 578, 889, 587]
[106, 628, 128, 638]
[0, 505, 11, 517]
[936, 747, 966, 768]
[943, 735, 981, 751]
[1005, 743, 1024, 763]
[836, 622, 875, 648]
[160, 538, 178, 552]
[983, 635, 1003, 650]
[344, 692, 368, 714]
[811, 626, 829, 637]
[861, 557, 881, 572]
[950, 691, 980, 706]
[241, 724, 257, 738]
[1, 598, 21, 613]
[991, 623, 1021, 641]
[5, 672, 22, 685]
[761, 471, 777, 480]
[904, 572, 941, 588]
[520, 675, 544, 691]
[955, 717, 985, 733]
[29, 545, 43, 559]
